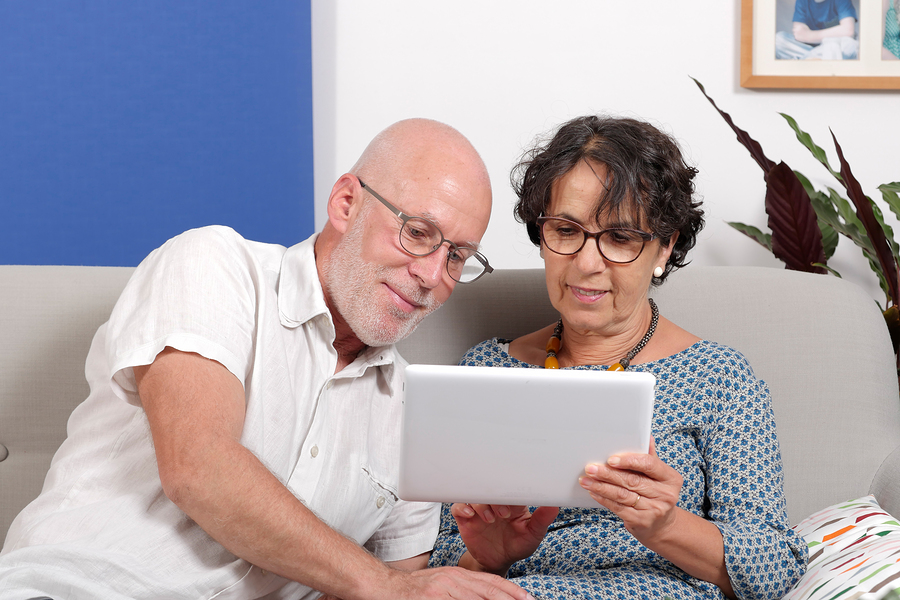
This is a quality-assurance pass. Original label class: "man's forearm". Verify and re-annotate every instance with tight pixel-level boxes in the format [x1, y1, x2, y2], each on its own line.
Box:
[171, 445, 535, 600]
[170, 438, 397, 600]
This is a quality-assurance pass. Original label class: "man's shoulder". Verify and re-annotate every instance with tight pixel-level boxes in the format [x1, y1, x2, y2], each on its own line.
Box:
[165, 225, 283, 253]
[147, 226, 290, 271]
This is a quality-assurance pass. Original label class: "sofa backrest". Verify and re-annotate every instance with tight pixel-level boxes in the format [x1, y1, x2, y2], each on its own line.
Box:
[1, 264, 898, 541]
[0, 266, 135, 540]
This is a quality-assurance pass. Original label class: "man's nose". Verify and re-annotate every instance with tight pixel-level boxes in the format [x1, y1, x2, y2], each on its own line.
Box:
[409, 245, 448, 288]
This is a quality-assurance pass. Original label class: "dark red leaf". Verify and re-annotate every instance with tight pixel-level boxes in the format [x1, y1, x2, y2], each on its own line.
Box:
[832, 130, 900, 305]
[693, 78, 776, 175]
[765, 162, 827, 274]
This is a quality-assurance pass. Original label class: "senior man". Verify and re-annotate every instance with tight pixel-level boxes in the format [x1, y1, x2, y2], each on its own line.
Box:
[0, 119, 531, 600]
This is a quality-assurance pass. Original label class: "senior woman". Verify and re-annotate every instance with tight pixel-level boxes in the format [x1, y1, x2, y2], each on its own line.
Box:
[428, 116, 807, 600]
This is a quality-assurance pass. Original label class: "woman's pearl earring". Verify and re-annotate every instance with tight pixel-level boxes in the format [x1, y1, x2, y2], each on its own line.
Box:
[653, 266, 664, 278]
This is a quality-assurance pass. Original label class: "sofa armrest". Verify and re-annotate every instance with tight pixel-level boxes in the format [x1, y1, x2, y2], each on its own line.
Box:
[870, 443, 900, 518]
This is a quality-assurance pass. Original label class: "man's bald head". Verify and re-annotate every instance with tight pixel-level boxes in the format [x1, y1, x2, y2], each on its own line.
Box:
[351, 118, 491, 198]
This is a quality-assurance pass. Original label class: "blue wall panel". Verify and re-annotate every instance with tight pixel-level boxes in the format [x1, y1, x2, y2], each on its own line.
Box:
[0, 1, 314, 266]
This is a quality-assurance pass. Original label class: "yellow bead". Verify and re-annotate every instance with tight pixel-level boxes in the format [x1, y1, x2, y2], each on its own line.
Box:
[608, 363, 625, 372]
[545, 355, 560, 369]
[546, 337, 561, 353]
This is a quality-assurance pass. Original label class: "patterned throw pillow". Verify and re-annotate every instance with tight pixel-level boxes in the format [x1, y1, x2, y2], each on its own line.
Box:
[784, 495, 900, 600]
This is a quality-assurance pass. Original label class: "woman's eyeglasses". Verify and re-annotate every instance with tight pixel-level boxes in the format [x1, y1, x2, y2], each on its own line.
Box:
[537, 216, 654, 264]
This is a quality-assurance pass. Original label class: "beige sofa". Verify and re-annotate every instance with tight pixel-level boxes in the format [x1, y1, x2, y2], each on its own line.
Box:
[2, 264, 900, 544]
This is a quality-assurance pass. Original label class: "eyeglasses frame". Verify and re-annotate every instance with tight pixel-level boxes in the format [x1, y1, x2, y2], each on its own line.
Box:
[536, 216, 656, 264]
[357, 178, 493, 283]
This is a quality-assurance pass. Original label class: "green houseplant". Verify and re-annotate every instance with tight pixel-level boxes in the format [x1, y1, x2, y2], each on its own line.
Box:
[693, 79, 900, 371]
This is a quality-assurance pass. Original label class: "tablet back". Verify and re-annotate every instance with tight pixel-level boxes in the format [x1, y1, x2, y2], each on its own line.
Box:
[399, 364, 655, 509]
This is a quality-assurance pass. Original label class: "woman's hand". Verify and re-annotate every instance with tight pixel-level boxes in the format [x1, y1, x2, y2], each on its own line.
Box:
[451, 503, 559, 576]
[579, 437, 683, 544]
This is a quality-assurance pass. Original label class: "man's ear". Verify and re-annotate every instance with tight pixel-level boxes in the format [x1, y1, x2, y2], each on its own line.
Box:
[326, 174, 363, 234]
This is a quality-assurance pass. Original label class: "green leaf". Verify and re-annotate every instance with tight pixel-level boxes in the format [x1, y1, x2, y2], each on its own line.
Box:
[798, 171, 841, 260]
[870, 199, 900, 268]
[813, 187, 889, 299]
[793, 170, 817, 197]
[828, 188, 872, 253]
[819, 219, 839, 260]
[880, 182, 900, 223]
[780, 113, 842, 181]
[727, 221, 773, 251]
[812, 263, 842, 277]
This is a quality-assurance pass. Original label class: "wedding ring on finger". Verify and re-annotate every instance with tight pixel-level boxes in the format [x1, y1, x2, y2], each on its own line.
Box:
[631, 494, 641, 508]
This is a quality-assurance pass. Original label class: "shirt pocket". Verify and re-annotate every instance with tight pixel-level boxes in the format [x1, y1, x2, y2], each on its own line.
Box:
[340, 465, 398, 545]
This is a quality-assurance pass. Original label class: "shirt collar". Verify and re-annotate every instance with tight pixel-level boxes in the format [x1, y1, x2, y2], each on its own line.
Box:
[277, 232, 401, 389]
[278, 233, 329, 329]
[335, 344, 402, 390]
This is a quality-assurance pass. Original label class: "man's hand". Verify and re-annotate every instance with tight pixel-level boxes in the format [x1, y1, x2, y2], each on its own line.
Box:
[451, 503, 559, 576]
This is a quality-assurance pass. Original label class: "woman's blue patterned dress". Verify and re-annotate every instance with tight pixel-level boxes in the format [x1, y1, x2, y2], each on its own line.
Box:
[428, 338, 807, 600]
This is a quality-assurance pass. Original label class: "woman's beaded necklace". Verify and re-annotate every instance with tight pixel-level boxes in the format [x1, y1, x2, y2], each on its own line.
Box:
[544, 298, 659, 371]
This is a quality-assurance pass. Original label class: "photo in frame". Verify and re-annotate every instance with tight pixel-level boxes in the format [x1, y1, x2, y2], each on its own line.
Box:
[741, 0, 900, 89]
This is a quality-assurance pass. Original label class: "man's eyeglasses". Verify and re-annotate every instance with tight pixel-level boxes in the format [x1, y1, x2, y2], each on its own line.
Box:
[537, 216, 655, 264]
[358, 178, 493, 283]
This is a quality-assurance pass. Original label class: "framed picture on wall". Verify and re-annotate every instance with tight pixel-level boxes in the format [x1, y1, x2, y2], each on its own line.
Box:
[741, 0, 900, 88]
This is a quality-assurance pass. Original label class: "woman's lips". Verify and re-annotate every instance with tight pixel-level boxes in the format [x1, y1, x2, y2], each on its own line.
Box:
[569, 285, 607, 303]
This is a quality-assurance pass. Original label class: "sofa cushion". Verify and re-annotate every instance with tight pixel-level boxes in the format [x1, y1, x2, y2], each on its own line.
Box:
[784, 495, 900, 599]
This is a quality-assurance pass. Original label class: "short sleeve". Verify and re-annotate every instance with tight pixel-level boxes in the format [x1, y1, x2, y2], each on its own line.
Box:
[793, 0, 810, 24]
[105, 226, 261, 405]
[364, 498, 440, 563]
[836, 0, 857, 21]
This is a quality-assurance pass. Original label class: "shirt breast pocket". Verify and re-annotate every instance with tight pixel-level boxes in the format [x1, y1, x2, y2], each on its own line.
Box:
[342, 465, 398, 544]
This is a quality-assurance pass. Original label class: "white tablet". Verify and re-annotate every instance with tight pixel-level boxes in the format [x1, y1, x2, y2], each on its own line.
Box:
[398, 364, 655, 509]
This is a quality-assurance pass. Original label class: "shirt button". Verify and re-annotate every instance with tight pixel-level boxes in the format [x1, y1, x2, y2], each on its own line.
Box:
[310, 445, 319, 458]
[376, 496, 386, 508]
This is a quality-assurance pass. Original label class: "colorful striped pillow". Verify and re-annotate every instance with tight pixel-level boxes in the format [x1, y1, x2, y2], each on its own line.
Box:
[784, 495, 900, 600]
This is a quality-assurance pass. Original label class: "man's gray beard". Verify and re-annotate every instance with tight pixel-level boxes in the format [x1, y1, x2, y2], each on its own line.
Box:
[322, 213, 443, 347]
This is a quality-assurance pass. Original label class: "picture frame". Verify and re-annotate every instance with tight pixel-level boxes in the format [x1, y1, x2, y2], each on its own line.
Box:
[741, 0, 900, 89]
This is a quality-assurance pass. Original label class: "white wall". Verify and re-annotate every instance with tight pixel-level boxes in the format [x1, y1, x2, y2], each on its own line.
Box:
[312, 0, 900, 303]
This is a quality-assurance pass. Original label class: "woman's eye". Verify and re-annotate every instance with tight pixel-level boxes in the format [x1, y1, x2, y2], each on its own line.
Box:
[555, 227, 579, 237]
[608, 231, 639, 244]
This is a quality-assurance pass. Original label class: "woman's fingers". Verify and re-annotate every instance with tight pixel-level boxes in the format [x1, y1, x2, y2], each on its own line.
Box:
[451, 503, 523, 523]
[580, 444, 682, 511]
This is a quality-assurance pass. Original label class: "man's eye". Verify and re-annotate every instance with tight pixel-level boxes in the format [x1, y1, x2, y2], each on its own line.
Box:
[448, 247, 473, 264]
[405, 225, 429, 239]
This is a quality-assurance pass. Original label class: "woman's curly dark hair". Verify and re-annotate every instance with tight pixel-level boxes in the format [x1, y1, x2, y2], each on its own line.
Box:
[512, 115, 704, 284]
